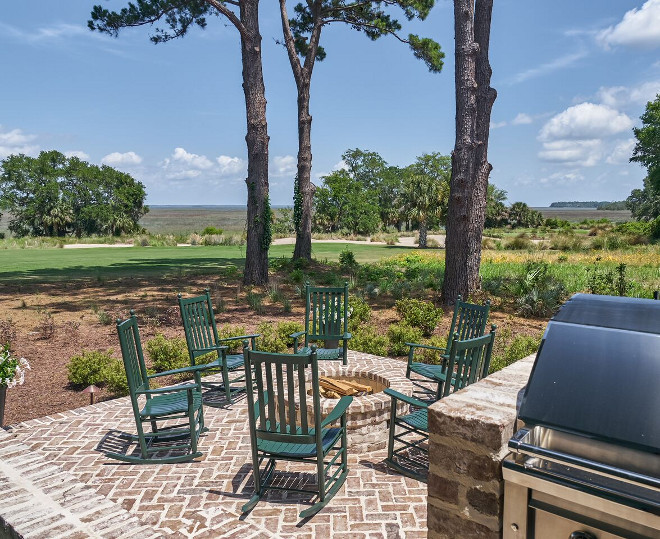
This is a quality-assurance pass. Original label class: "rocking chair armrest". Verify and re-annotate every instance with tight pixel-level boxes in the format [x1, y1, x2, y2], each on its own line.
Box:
[219, 334, 259, 343]
[384, 388, 429, 409]
[137, 383, 199, 396]
[343, 332, 352, 340]
[147, 363, 209, 379]
[406, 342, 447, 353]
[290, 331, 307, 352]
[321, 395, 353, 427]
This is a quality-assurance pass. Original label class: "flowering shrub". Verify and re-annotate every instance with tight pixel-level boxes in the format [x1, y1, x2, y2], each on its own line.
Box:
[0, 344, 30, 388]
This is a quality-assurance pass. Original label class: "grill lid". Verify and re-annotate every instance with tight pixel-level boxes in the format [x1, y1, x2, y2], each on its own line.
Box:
[519, 294, 660, 453]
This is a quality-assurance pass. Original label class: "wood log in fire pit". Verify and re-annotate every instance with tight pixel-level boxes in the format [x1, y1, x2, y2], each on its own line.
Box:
[318, 376, 373, 398]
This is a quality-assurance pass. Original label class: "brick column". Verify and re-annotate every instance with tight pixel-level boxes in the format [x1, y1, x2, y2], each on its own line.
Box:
[426, 355, 535, 538]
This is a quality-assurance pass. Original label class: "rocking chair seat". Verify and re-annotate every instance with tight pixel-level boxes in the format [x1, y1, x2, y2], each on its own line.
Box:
[200, 354, 244, 371]
[408, 363, 447, 383]
[258, 426, 342, 458]
[299, 346, 341, 361]
[398, 408, 428, 431]
[140, 389, 203, 418]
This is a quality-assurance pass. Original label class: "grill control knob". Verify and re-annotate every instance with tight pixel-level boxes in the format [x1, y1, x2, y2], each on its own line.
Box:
[569, 532, 597, 539]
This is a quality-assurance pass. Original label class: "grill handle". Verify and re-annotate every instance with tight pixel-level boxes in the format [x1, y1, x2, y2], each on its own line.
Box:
[509, 429, 660, 490]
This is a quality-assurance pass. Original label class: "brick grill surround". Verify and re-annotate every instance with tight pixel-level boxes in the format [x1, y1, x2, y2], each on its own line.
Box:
[427, 354, 535, 539]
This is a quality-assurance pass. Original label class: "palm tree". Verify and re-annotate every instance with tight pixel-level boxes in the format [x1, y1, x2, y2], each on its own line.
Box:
[402, 154, 451, 248]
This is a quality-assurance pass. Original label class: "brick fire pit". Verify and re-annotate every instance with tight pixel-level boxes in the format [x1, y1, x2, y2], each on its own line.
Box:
[298, 360, 413, 451]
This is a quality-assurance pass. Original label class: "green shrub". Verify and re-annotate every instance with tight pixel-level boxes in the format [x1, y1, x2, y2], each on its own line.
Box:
[586, 262, 631, 296]
[219, 325, 249, 353]
[145, 333, 189, 373]
[348, 297, 371, 330]
[513, 261, 566, 317]
[246, 291, 264, 313]
[505, 234, 535, 250]
[201, 226, 223, 235]
[351, 326, 389, 357]
[490, 335, 541, 373]
[97, 310, 113, 326]
[417, 335, 449, 365]
[395, 298, 443, 337]
[387, 323, 424, 356]
[104, 359, 130, 396]
[339, 248, 358, 270]
[67, 349, 116, 387]
[256, 321, 304, 353]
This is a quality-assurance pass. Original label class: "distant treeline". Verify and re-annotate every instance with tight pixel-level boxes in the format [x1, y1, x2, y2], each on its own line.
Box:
[549, 201, 627, 210]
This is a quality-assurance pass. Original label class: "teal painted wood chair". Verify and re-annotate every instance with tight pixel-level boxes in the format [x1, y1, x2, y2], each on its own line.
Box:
[242, 344, 353, 518]
[386, 327, 497, 480]
[406, 296, 491, 400]
[178, 290, 259, 404]
[291, 282, 351, 365]
[107, 312, 208, 464]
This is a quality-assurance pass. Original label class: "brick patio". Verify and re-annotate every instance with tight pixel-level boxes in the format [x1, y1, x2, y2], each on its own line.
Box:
[0, 352, 428, 538]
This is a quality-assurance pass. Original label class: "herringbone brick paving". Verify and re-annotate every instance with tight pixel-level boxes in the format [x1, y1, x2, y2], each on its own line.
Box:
[0, 352, 428, 538]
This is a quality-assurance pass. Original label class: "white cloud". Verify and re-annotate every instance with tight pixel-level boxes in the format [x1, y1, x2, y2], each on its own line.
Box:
[538, 139, 603, 167]
[512, 113, 533, 125]
[270, 155, 296, 177]
[101, 151, 143, 166]
[606, 138, 636, 165]
[64, 150, 90, 160]
[171, 147, 213, 169]
[0, 125, 39, 159]
[490, 121, 507, 129]
[538, 103, 632, 141]
[160, 147, 247, 183]
[597, 0, 660, 49]
[0, 22, 103, 44]
[510, 50, 587, 84]
[597, 81, 660, 108]
[216, 155, 246, 176]
[538, 171, 585, 186]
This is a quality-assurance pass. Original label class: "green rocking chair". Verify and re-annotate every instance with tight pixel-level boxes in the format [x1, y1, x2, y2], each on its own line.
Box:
[386, 328, 497, 480]
[291, 281, 352, 365]
[242, 344, 353, 518]
[178, 290, 259, 404]
[406, 296, 491, 400]
[107, 312, 208, 464]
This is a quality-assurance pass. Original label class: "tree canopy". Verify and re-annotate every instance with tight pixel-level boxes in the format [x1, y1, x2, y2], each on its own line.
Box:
[630, 94, 660, 190]
[0, 151, 148, 238]
[626, 94, 660, 223]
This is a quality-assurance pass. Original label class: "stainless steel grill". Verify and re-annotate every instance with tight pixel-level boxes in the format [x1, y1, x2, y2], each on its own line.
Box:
[503, 294, 660, 538]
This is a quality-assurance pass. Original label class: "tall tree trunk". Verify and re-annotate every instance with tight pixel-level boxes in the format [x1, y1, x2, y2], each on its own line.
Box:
[419, 220, 428, 248]
[279, 0, 322, 262]
[241, 0, 270, 285]
[292, 80, 314, 260]
[442, 0, 495, 304]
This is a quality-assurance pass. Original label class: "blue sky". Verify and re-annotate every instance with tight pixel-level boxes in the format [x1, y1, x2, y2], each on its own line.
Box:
[1, 1, 659, 206]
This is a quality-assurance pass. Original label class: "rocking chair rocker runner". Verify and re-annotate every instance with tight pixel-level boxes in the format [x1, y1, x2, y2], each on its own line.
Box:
[406, 296, 491, 400]
[107, 312, 208, 464]
[386, 328, 497, 480]
[291, 281, 352, 365]
[178, 290, 259, 403]
[242, 344, 352, 518]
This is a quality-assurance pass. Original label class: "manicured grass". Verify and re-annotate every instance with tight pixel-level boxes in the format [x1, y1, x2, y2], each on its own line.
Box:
[0, 243, 413, 282]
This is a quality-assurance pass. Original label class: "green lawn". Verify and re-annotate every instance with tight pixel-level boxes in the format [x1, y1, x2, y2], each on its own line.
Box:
[0, 243, 413, 282]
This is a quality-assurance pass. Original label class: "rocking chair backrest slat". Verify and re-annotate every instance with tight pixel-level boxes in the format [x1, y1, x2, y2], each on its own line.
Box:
[443, 327, 496, 398]
[286, 364, 297, 433]
[298, 363, 308, 433]
[244, 346, 319, 442]
[306, 283, 348, 340]
[116, 314, 150, 411]
[447, 296, 491, 350]
[179, 290, 221, 360]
